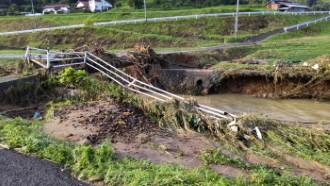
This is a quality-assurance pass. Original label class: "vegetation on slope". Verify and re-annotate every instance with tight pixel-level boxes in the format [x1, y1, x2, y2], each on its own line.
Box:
[0, 14, 327, 51]
[0, 4, 268, 31]
[1, 68, 329, 185]
[239, 19, 330, 62]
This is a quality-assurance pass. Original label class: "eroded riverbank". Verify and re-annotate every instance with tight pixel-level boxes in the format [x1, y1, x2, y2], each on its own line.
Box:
[184, 94, 330, 123]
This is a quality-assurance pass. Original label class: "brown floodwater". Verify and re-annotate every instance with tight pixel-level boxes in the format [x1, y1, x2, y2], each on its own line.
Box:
[181, 94, 330, 122]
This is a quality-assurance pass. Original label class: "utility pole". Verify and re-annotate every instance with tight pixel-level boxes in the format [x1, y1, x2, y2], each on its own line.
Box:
[234, 0, 239, 38]
[144, 0, 147, 22]
[31, 0, 37, 29]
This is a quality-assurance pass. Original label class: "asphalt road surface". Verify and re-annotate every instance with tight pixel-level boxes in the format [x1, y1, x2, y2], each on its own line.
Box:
[0, 149, 92, 186]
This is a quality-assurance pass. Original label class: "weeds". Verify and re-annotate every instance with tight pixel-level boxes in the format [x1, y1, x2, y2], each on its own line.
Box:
[0, 116, 240, 185]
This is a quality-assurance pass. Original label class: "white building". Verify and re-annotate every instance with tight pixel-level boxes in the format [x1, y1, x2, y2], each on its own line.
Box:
[42, 4, 71, 14]
[76, 0, 112, 12]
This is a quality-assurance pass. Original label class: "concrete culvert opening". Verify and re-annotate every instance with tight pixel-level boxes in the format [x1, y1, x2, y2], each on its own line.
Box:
[196, 79, 204, 94]
[196, 79, 203, 86]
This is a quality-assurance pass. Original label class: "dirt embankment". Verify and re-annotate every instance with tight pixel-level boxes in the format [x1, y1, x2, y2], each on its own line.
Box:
[209, 72, 330, 101]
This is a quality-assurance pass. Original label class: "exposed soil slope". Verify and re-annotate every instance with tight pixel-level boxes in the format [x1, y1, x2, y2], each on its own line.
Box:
[42, 100, 330, 183]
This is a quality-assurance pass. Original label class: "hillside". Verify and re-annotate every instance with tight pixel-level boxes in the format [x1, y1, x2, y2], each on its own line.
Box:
[0, 4, 269, 32]
[0, 14, 326, 51]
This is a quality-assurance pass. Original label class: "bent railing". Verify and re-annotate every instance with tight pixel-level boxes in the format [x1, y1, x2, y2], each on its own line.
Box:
[24, 46, 237, 120]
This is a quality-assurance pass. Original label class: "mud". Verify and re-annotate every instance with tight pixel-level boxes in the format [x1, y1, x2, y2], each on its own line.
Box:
[43, 100, 330, 183]
[50, 101, 173, 144]
[44, 100, 246, 179]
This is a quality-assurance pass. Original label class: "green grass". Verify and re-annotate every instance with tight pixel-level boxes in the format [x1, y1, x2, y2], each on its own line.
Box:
[0, 58, 21, 69]
[0, 50, 25, 54]
[236, 19, 330, 62]
[213, 62, 273, 71]
[0, 14, 327, 51]
[243, 36, 330, 62]
[0, 5, 269, 27]
[207, 20, 330, 64]
[266, 19, 330, 42]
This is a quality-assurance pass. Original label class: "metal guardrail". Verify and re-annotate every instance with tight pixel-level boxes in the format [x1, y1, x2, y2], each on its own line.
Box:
[93, 11, 330, 26]
[0, 24, 85, 36]
[24, 46, 237, 120]
[283, 15, 330, 31]
[1, 11, 330, 36]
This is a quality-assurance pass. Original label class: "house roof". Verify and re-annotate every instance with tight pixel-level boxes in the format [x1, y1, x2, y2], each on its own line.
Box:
[76, 1, 89, 8]
[265, 0, 292, 6]
[43, 4, 70, 10]
[278, 2, 308, 8]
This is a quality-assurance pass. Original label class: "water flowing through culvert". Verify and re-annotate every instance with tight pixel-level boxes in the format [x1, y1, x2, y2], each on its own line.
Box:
[180, 94, 330, 123]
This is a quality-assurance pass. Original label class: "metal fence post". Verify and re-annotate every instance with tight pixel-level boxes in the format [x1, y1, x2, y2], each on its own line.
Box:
[84, 52, 87, 64]
[46, 48, 50, 69]
[24, 46, 30, 63]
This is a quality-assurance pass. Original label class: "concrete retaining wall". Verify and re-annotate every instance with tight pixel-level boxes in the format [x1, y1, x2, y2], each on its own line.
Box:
[0, 75, 36, 93]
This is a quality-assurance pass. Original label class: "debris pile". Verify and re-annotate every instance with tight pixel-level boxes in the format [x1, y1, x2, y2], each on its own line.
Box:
[55, 101, 173, 144]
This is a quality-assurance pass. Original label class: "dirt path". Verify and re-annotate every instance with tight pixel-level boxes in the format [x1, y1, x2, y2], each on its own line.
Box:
[0, 148, 92, 186]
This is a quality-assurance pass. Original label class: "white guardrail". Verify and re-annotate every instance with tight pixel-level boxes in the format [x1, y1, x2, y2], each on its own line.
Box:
[0, 24, 85, 36]
[283, 15, 330, 31]
[25, 46, 238, 121]
[1, 11, 330, 36]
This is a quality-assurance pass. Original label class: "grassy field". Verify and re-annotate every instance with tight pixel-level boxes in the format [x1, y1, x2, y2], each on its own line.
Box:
[241, 19, 330, 62]
[0, 14, 327, 51]
[0, 58, 21, 69]
[0, 4, 269, 31]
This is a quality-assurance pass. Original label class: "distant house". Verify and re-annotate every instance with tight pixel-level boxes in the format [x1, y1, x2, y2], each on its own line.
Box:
[265, 0, 308, 12]
[20, 12, 31, 15]
[76, 0, 112, 12]
[42, 4, 71, 14]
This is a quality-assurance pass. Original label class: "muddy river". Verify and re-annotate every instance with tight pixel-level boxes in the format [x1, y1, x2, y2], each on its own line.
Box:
[180, 94, 330, 122]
